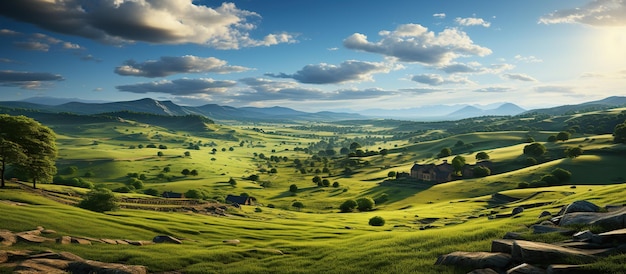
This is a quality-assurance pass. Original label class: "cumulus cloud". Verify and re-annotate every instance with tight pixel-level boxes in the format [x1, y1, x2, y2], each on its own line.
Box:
[455, 17, 491, 27]
[400, 88, 446, 94]
[433, 13, 446, 19]
[265, 60, 392, 84]
[0, 0, 295, 48]
[115, 55, 250, 78]
[14, 41, 50, 51]
[581, 70, 626, 78]
[343, 23, 491, 65]
[439, 62, 514, 74]
[0, 29, 19, 35]
[0, 70, 63, 89]
[116, 78, 237, 95]
[539, 0, 626, 26]
[473, 87, 513, 93]
[514, 55, 543, 63]
[534, 85, 575, 94]
[411, 74, 474, 86]
[503, 73, 537, 82]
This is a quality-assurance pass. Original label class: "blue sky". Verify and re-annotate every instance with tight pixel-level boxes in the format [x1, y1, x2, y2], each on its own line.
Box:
[1, 0, 625, 112]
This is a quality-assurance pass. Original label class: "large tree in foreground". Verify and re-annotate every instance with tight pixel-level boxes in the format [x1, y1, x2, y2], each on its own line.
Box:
[0, 114, 57, 188]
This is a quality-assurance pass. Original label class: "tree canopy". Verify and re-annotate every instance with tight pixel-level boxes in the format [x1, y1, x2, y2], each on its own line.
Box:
[0, 114, 57, 188]
[614, 120, 626, 144]
[523, 142, 546, 157]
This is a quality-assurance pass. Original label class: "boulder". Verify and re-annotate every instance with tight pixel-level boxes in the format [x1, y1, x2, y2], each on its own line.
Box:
[558, 201, 600, 215]
[511, 240, 596, 264]
[538, 211, 552, 218]
[100, 238, 118, 245]
[14, 259, 68, 274]
[468, 269, 499, 274]
[116, 239, 130, 245]
[491, 239, 515, 254]
[546, 264, 595, 274]
[56, 236, 71, 245]
[507, 263, 546, 274]
[68, 260, 147, 274]
[16, 233, 51, 244]
[0, 229, 17, 246]
[435, 251, 512, 269]
[593, 228, 626, 244]
[560, 207, 626, 229]
[572, 230, 594, 242]
[153, 235, 183, 244]
[512, 207, 524, 216]
[530, 225, 574, 235]
[223, 239, 240, 245]
[41, 229, 56, 234]
[70, 237, 91, 245]
[503, 232, 525, 240]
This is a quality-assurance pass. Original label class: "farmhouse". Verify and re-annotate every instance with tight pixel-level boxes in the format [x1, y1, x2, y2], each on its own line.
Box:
[225, 195, 256, 206]
[410, 160, 492, 184]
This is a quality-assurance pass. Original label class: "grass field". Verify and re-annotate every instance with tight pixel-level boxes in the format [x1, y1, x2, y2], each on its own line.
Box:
[2, 115, 626, 273]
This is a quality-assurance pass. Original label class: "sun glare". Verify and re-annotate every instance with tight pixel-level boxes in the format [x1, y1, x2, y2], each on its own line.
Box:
[593, 27, 626, 66]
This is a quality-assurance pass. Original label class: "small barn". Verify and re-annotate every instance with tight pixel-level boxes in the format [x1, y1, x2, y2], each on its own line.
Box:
[225, 195, 256, 206]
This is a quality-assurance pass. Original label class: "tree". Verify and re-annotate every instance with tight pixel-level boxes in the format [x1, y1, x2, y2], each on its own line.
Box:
[438, 147, 452, 158]
[356, 197, 375, 211]
[190, 169, 199, 176]
[184, 151, 191, 157]
[451, 155, 466, 175]
[523, 142, 546, 157]
[248, 174, 259, 181]
[157, 151, 164, 157]
[312, 175, 322, 185]
[475, 152, 490, 161]
[229, 177, 237, 187]
[473, 166, 491, 178]
[78, 188, 118, 212]
[339, 199, 357, 213]
[0, 114, 57, 188]
[379, 149, 388, 157]
[547, 135, 557, 142]
[289, 184, 298, 193]
[556, 131, 571, 142]
[387, 171, 396, 178]
[614, 120, 626, 143]
[551, 168, 571, 182]
[368, 216, 385, 226]
[185, 189, 202, 199]
[349, 142, 361, 151]
[181, 169, 191, 176]
[292, 201, 304, 210]
[565, 147, 583, 158]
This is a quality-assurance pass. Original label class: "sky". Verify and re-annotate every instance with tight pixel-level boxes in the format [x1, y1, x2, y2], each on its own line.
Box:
[1, 0, 626, 112]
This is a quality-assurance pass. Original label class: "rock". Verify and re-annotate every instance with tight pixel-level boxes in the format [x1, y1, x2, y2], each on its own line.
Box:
[503, 232, 525, 240]
[0, 229, 17, 246]
[512, 207, 524, 216]
[558, 201, 601, 215]
[247, 248, 284, 255]
[17, 229, 41, 236]
[125, 240, 152, 246]
[41, 229, 56, 234]
[116, 239, 130, 245]
[70, 237, 91, 245]
[0, 251, 7, 264]
[435, 251, 512, 269]
[56, 236, 71, 244]
[68, 260, 148, 274]
[16, 233, 51, 244]
[538, 211, 552, 218]
[511, 240, 596, 264]
[35, 226, 45, 231]
[153, 235, 183, 244]
[14, 259, 68, 274]
[530, 225, 574, 235]
[560, 207, 626, 229]
[100, 238, 118, 245]
[468, 269, 499, 274]
[507, 263, 546, 274]
[593, 228, 626, 244]
[223, 239, 240, 245]
[546, 264, 595, 274]
[572, 230, 594, 242]
[491, 239, 515, 254]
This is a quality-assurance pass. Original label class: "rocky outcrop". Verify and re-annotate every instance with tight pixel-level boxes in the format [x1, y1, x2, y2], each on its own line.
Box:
[436, 201, 626, 273]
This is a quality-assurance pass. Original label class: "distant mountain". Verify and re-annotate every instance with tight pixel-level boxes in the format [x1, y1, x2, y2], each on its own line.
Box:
[524, 96, 626, 116]
[446, 103, 526, 119]
[21, 96, 109, 105]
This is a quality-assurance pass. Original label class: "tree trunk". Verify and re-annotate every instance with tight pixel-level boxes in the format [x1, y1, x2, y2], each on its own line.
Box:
[32, 177, 36, 189]
[0, 160, 5, 188]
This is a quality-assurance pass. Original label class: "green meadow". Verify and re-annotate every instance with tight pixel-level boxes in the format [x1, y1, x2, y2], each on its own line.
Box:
[2, 111, 626, 273]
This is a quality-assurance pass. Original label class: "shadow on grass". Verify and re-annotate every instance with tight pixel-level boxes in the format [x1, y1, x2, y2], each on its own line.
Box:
[360, 179, 435, 205]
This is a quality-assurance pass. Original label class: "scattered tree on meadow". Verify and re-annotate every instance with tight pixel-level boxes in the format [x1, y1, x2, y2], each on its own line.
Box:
[190, 169, 198, 176]
[551, 168, 572, 182]
[289, 184, 298, 193]
[185, 189, 202, 199]
[248, 174, 259, 181]
[181, 169, 191, 176]
[229, 177, 237, 187]
[387, 171, 396, 178]
[473, 166, 491, 178]
[312, 175, 322, 185]
[547, 135, 557, 142]
[368, 216, 385, 226]
[523, 142, 546, 157]
[0, 114, 57, 188]
[332, 181, 340, 188]
[565, 147, 583, 158]
[556, 131, 571, 142]
[349, 142, 361, 151]
[163, 166, 171, 173]
[339, 199, 357, 213]
[157, 151, 164, 157]
[614, 120, 626, 143]
[525, 157, 538, 166]
[356, 197, 375, 211]
[379, 148, 388, 157]
[78, 188, 119, 212]
[475, 152, 490, 161]
[451, 155, 466, 176]
[292, 201, 304, 211]
[438, 147, 452, 158]
[184, 151, 191, 157]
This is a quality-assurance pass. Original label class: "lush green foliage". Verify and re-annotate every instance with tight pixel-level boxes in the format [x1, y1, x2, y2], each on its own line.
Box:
[368, 216, 385, 226]
[77, 188, 119, 212]
[356, 197, 375, 211]
[523, 142, 546, 157]
[339, 199, 357, 212]
[614, 120, 626, 143]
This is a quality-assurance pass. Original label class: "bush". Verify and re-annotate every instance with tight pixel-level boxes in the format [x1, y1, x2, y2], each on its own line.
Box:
[113, 186, 133, 193]
[339, 199, 357, 213]
[369, 216, 385, 226]
[525, 157, 537, 166]
[185, 189, 202, 199]
[289, 184, 298, 193]
[229, 178, 237, 187]
[78, 188, 119, 212]
[473, 166, 491, 178]
[374, 193, 389, 204]
[540, 174, 560, 186]
[551, 168, 572, 182]
[523, 142, 546, 157]
[332, 182, 340, 188]
[517, 182, 530, 189]
[126, 178, 144, 189]
[356, 197, 375, 211]
[144, 188, 159, 196]
[292, 201, 304, 210]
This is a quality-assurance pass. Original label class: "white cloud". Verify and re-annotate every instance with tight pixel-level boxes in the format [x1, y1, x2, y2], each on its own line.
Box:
[0, 70, 63, 89]
[533, 85, 576, 94]
[514, 55, 543, 63]
[13, 41, 50, 51]
[433, 13, 446, 19]
[62, 42, 82, 50]
[540, 0, 626, 26]
[115, 55, 250, 78]
[473, 86, 513, 93]
[438, 62, 514, 74]
[343, 23, 491, 65]
[116, 78, 237, 95]
[265, 60, 392, 84]
[411, 74, 474, 86]
[455, 17, 491, 27]
[503, 73, 537, 82]
[0, 29, 19, 35]
[0, 1, 296, 49]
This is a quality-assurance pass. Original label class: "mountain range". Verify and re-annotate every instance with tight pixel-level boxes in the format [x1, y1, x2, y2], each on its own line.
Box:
[1, 96, 625, 122]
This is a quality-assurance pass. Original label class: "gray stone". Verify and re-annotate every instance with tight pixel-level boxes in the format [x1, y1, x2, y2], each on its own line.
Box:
[435, 251, 512, 269]
[153, 235, 183, 244]
[512, 207, 524, 216]
[70, 237, 91, 245]
[223, 239, 240, 245]
[560, 207, 626, 228]
[68, 260, 147, 274]
[594, 228, 626, 244]
[511, 240, 596, 264]
[538, 211, 552, 218]
[546, 264, 595, 274]
[558, 201, 601, 215]
[491, 239, 515, 254]
[503, 232, 525, 240]
[16, 233, 51, 243]
[56, 236, 71, 244]
[507, 263, 546, 274]
[572, 230, 594, 242]
[14, 259, 68, 274]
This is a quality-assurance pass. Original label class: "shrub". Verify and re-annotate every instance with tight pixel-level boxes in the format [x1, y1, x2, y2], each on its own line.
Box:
[540, 174, 560, 186]
[369, 216, 385, 226]
[473, 166, 491, 178]
[374, 193, 389, 204]
[332, 182, 340, 188]
[144, 188, 159, 196]
[289, 184, 298, 193]
[322, 179, 330, 187]
[113, 186, 133, 193]
[292, 201, 304, 210]
[83, 171, 95, 178]
[78, 188, 119, 212]
[475, 152, 490, 161]
[228, 178, 237, 187]
[339, 199, 357, 213]
[517, 182, 530, 189]
[525, 157, 537, 166]
[523, 142, 546, 157]
[356, 197, 375, 211]
[438, 147, 452, 158]
[126, 178, 144, 189]
[551, 168, 572, 182]
[185, 189, 202, 199]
